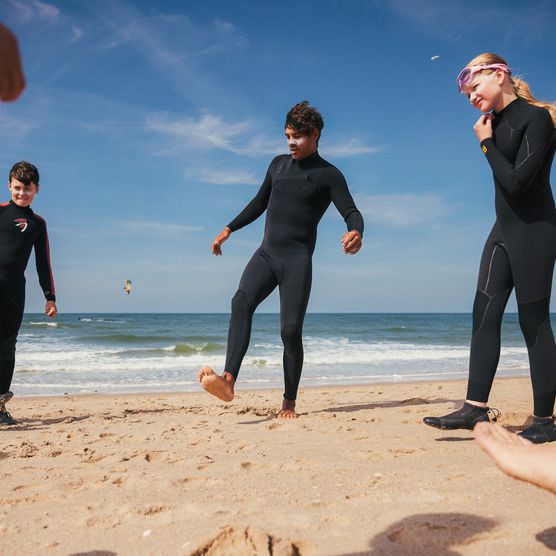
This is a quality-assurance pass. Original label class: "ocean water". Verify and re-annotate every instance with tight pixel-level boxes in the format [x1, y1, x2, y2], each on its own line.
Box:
[13, 313, 533, 396]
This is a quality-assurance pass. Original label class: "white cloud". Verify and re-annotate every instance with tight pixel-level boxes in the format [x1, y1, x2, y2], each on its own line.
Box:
[0, 110, 36, 140]
[8, 0, 60, 22]
[193, 169, 260, 186]
[95, 3, 249, 105]
[121, 220, 203, 237]
[387, 0, 552, 42]
[147, 113, 253, 154]
[358, 193, 449, 227]
[148, 112, 379, 159]
[71, 26, 84, 42]
[321, 139, 382, 157]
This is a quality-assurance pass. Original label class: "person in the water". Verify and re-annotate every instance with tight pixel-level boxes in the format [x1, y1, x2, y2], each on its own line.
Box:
[199, 101, 364, 418]
[0, 161, 57, 425]
[424, 53, 556, 442]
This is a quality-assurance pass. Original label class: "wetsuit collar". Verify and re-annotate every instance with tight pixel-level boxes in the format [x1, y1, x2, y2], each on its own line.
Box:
[296, 150, 321, 168]
[494, 97, 525, 120]
[8, 200, 33, 212]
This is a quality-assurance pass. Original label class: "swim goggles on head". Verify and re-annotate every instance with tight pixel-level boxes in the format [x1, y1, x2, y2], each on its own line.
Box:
[456, 63, 511, 93]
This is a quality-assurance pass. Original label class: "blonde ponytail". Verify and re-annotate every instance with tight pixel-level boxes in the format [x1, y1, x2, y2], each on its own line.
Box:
[466, 53, 556, 125]
[511, 76, 556, 125]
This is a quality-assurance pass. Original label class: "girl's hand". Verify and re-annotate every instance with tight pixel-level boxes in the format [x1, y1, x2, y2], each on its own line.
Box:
[473, 113, 494, 143]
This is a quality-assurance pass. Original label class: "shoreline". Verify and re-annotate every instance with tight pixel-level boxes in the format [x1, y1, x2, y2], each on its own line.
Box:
[3, 376, 554, 555]
[12, 371, 530, 399]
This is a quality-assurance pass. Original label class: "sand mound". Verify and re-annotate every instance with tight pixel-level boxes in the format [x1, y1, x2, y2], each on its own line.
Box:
[191, 526, 303, 556]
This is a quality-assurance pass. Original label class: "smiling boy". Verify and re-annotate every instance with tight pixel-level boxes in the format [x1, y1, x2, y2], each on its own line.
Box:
[0, 161, 57, 425]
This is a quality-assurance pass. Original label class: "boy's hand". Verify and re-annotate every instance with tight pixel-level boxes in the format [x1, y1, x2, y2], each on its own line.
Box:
[45, 301, 57, 318]
[341, 230, 362, 254]
[211, 227, 231, 256]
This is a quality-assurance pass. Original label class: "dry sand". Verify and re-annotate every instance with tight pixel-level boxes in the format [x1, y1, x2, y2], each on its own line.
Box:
[1, 377, 555, 555]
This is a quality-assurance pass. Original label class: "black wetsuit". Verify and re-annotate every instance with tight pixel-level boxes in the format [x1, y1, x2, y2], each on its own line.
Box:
[225, 152, 364, 400]
[0, 201, 55, 394]
[467, 97, 556, 416]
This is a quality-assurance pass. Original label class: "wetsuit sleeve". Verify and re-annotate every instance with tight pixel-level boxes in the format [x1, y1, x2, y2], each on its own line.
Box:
[480, 109, 555, 197]
[324, 167, 364, 237]
[34, 223, 56, 302]
[226, 157, 281, 232]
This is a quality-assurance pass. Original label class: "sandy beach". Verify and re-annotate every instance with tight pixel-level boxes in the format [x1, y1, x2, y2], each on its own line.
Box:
[2, 376, 555, 555]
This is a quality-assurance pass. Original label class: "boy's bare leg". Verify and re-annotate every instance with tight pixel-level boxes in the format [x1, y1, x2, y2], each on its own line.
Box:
[277, 398, 297, 419]
[198, 367, 235, 402]
[474, 422, 556, 494]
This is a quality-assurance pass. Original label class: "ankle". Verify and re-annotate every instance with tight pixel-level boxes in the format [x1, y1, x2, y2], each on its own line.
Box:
[532, 415, 554, 423]
[465, 400, 488, 409]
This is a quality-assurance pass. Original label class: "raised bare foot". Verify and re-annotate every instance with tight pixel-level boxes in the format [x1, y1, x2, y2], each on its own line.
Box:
[474, 421, 556, 494]
[277, 398, 298, 419]
[198, 367, 235, 402]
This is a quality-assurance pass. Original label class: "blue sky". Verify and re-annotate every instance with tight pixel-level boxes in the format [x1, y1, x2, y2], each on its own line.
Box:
[1, 0, 555, 312]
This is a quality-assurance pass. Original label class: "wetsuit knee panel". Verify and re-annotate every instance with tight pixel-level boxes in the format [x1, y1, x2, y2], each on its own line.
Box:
[280, 324, 302, 345]
[518, 298, 550, 348]
[231, 290, 252, 316]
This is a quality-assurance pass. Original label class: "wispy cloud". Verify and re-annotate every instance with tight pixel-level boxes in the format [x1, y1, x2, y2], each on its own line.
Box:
[121, 220, 203, 237]
[321, 139, 382, 157]
[148, 112, 379, 159]
[94, 2, 249, 106]
[192, 169, 260, 186]
[0, 110, 37, 141]
[358, 193, 449, 227]
[70, 25, 84, 43]
[7, 0, 60, 22]
[387, 0, 554, 43]
[147, 113, 255, 154]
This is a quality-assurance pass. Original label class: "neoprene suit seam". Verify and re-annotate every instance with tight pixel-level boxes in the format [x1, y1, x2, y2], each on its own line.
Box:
[484, 244, 499, 293]
[531, 316, 550, 349]
[474, 287, 511, 336]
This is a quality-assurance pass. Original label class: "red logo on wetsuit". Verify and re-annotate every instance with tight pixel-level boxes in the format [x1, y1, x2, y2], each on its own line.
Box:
[14, 218, 28, 232]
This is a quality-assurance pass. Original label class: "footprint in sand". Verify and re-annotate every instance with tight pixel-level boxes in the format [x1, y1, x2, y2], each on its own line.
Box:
[17, 442, 38, 458]
[190, 526, 305, 556]
[136, 504, 169, 516]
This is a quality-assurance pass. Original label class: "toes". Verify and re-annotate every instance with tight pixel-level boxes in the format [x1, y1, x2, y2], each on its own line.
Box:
[198, 366, 214, 379]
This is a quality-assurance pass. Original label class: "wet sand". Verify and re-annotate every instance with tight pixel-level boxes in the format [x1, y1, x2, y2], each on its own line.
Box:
[1, 377, 555, 555]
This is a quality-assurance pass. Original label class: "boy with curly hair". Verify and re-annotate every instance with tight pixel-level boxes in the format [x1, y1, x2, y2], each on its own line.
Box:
[199, 101, 364, 417]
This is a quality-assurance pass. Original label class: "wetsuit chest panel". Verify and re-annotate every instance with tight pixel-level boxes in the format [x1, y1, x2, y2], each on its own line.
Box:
[0, 205, 42, 274]
[493, 120, 525, 160]
[273, 177, 319, 200]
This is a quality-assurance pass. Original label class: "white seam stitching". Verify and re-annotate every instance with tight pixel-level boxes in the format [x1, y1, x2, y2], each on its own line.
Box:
[484, 245, 498, 292]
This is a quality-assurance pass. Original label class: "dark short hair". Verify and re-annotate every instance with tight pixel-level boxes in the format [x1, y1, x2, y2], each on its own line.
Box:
[285, 100, 324, 139]
[9, 161, 39, 186]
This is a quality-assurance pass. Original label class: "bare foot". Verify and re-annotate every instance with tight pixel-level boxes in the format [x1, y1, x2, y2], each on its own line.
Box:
[474, 422, 556, 494]
[276, 398, 298, 419]
[198, 367, 235, 402]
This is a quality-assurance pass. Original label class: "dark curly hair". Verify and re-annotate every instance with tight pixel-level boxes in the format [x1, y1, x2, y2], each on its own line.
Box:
[285, 101, 324, 140]
[9, 161, 40, 186]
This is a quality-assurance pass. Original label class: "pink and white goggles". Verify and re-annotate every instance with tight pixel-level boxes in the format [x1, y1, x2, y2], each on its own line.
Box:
[456, 63, 511, 93]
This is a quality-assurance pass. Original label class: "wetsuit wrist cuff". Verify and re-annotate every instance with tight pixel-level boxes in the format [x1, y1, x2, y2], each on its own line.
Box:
[45, 295, 56, 302]
[480, 138, 493, 155]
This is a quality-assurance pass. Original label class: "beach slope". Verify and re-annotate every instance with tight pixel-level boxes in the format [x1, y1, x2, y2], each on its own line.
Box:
[1, 377, 554, 555]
